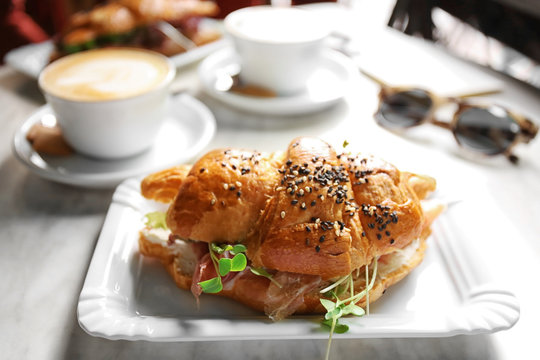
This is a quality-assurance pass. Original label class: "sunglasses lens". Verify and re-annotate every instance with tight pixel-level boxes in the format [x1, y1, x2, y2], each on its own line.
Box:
[455, 107, 520, 154]
[378, 90, 433, 128]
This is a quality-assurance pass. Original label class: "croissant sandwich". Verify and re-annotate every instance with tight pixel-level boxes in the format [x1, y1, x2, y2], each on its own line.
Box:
[139, 137, 444, 321]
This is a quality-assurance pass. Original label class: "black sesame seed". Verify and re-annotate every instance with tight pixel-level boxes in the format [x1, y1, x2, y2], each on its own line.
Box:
[377, 234, 382, 240]
[319, 235, 325, 243]
[291, 199, 298, 205]
[229, 185, 236, 191]
[311, 201, 316, 206]
[199, 168, 205, 173]
[315, 245, 321, 252]
[390, 239, 395, 244]
[385, 231, 391, 236]
[361, 231, 366, 237]
[305, 238, 310, 246]
[306, 226, 311, 232]
[237, 191, 241, 197]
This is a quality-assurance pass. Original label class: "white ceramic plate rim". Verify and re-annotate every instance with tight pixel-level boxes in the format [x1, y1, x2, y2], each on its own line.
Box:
[198, 47, 358, 116]
[12, 94, 216, 188]
[77, 179, 520, 341]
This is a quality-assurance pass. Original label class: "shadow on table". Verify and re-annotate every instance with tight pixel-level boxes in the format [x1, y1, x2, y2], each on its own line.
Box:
[0, 70, 44, 105]
[60, 322, 499, 359]
[0, 155, 114, 218]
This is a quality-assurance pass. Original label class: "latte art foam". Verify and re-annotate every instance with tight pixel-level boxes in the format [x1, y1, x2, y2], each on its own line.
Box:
[40, 49, 171, 102]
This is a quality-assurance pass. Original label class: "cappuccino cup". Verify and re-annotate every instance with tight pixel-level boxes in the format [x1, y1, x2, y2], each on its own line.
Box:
[224, 6, 330, 96]
[38, 48, 175, 159]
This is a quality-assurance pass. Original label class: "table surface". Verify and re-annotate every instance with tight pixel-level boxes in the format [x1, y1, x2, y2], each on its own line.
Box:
[1, 3, 539, 360]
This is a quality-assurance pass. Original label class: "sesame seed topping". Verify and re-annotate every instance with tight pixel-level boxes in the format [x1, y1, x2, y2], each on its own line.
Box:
[280, 211, 286, 219]
[223, 183, 229, 190]
[199, 168, 205, 173]
[319, 235, 325, 243]
[211, 198, 216, 205]
[315, 245, 321, 252]
[235, 181, 242, 187]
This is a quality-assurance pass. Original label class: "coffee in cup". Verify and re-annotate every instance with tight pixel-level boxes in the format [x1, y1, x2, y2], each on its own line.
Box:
[39, 48, 175, 159]
[224, 6, 330, 96]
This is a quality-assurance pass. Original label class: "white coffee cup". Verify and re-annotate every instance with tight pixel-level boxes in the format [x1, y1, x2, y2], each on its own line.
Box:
[38, 48, 176, 159]
[224, 6, 330, 96]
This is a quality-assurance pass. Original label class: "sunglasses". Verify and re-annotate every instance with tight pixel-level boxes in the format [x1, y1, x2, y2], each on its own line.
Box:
[362, 71, 538, 163]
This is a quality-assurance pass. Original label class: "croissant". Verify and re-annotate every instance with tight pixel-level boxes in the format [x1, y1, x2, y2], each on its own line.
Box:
[139, 137, 443, 320]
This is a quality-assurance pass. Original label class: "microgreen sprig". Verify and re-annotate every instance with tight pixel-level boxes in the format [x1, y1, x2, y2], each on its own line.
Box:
[320, 258, 379, 360]
[198, 243, 247, 293]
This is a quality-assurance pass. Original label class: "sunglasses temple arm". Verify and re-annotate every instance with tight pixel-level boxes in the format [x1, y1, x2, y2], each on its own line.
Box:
[359, 69, 391, 88]
[455, 89, 502, 99]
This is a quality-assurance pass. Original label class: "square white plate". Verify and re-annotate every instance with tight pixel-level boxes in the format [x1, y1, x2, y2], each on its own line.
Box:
[77, 178, 519, 341]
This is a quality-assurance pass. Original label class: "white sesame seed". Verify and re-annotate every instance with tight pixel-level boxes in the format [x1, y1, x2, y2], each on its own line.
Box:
[335, 229, 340, 236]
[211, 198, 216, 205]
[223, 183, 229, 190]
[236, 181, 242, 187]
[280, 211, 286, 218]
[298, 189, 305, 196]
[276, 186, 284, 191]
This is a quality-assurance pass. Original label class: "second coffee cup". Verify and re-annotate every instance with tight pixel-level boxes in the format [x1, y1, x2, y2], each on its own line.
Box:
[224, 6, 330, 96]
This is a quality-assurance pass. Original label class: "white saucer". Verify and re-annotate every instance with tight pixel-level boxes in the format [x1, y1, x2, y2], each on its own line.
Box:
[198, 48, 358, 116]
[12, 94, 216, 189]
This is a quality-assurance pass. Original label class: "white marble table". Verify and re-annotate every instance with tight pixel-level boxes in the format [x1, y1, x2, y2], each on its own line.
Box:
[1, 4, 540, 360]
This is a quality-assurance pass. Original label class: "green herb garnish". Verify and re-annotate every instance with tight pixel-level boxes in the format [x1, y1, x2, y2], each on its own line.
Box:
[198, 243, 248, 294]
[250, 267, 282, 288]
[320, 258, 379, 360]
[342, 140, 350, 148]
[143, 211, 168, 230]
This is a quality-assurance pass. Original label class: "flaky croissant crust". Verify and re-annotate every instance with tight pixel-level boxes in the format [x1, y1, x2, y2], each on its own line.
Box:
[142, 137, 437, 280]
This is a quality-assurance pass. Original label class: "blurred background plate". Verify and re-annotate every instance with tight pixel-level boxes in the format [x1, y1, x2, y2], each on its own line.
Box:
[4, 19, 228, 79]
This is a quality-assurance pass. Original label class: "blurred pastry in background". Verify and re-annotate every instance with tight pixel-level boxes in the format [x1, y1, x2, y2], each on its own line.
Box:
[51, 0, 220, 60]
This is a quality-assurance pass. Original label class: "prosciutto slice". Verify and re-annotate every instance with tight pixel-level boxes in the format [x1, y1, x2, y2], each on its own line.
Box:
[189, 244, 322, 320]
[263, 272, 321, 321]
